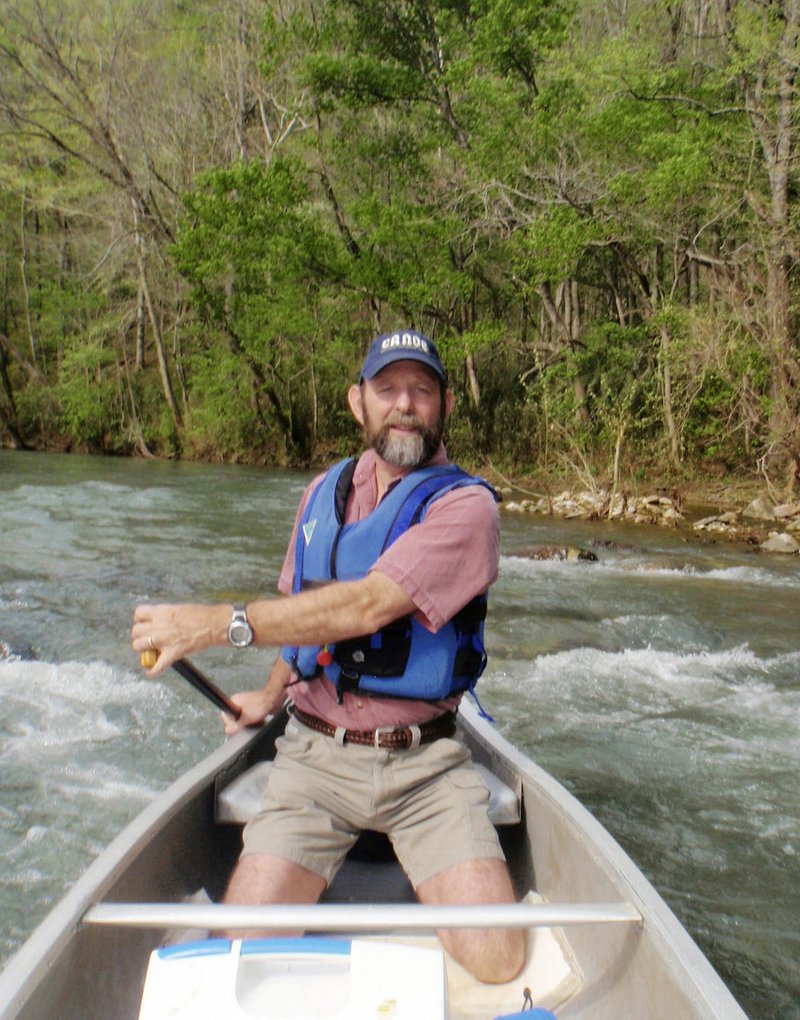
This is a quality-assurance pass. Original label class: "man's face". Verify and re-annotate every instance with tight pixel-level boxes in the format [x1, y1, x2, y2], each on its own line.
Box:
[351, 361, 452, 469]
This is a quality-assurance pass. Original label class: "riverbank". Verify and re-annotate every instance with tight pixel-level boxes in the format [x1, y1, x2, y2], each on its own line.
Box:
[490, 471, 800, 555]
[5, 444, 798, 553]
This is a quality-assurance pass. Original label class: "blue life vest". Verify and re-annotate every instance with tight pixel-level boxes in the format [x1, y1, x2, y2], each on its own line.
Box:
[281, 457, 498, 702]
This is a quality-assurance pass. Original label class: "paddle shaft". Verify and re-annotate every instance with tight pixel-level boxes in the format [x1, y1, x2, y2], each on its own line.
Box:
[170, 658, 242, 719]
[140, 644, 241, 718]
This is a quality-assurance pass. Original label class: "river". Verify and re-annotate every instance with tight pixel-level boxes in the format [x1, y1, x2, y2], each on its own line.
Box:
[0, 450, 798, 1018]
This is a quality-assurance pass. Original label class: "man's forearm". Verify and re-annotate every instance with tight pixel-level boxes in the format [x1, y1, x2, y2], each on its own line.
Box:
[132, 571, 416, 675]
[248, 571, 414, 648]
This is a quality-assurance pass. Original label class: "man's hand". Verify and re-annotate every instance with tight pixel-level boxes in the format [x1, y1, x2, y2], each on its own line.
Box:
[221, 656, 294, 736]
[131, 602, 229, 675]
[220, 689, 278, 735]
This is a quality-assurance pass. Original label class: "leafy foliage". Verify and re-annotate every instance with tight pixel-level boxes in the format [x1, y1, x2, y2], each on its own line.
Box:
[0, 0, 797, 493]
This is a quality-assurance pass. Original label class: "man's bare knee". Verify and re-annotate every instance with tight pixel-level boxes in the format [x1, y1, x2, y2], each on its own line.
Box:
[225, 853, 326, 904]
[436, 926, 527, 983]
[416, 857, 526, 983]
[466, 929, 527, 984]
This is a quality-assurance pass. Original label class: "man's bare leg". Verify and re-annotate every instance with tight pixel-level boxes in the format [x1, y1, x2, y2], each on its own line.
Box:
[222, 853, 327, 938]
[416, 858, 526, 984]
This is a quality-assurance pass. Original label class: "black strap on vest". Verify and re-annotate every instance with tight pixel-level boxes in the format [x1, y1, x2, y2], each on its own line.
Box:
[329, 459, 358, 578]
[333, 459, 357, 524]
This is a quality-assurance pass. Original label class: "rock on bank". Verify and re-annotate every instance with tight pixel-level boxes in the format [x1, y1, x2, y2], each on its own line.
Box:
[499, 489, 800, 555]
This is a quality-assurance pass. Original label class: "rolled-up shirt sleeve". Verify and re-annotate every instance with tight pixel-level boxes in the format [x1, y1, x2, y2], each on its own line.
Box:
[370, 484, 500, 632]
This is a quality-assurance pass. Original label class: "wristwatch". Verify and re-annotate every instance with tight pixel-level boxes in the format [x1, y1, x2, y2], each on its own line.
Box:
[227, 604, 254, 648]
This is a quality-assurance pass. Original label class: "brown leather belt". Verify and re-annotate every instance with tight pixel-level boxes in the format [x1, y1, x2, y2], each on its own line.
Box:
[289, 705, 457, 750]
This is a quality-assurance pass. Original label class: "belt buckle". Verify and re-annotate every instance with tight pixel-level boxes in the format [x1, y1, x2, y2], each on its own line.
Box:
[374, 725, 401, 749]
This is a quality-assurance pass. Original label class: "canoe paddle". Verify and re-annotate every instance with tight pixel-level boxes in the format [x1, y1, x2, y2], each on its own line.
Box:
[140, 649, 242, 719]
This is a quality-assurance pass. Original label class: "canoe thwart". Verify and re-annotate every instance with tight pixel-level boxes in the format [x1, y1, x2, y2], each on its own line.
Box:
[84, 899, 641, 932]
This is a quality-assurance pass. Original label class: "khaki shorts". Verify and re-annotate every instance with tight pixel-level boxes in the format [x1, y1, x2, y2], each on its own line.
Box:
[242, 715, 504, 888]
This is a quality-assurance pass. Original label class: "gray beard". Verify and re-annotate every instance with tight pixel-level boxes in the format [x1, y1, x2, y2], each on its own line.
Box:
[369, 414, 443, 469]
[376, 429, 428, 468]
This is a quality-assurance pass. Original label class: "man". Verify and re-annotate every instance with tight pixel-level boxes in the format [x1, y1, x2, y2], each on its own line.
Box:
[132, 329, 526, 983]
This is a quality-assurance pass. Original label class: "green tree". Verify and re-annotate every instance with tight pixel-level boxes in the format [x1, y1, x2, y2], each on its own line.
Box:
[173, 157, 355, 461]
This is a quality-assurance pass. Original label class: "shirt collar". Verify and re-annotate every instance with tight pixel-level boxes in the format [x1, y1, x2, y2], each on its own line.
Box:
[352, 444, 449, 510]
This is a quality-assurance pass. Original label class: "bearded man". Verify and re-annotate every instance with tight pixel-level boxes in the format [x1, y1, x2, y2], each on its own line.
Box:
[132, 330, 526, 983]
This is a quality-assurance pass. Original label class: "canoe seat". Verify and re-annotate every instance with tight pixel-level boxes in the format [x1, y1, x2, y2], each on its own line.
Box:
[473, 763, 521, 824]
[216, 761, 521, 826]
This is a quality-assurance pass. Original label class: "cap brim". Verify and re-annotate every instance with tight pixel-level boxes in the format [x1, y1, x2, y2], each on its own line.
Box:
[361, 350, 446, 381]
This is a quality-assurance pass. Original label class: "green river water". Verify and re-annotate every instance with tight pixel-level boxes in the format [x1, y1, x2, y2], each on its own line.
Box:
[1, 450, 798, 1018]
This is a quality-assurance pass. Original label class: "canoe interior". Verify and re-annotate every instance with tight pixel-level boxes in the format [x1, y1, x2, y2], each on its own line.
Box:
[0, 704, 746, 1020]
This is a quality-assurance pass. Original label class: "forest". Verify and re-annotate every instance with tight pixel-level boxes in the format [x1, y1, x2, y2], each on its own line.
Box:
[0, 0, 797, 497]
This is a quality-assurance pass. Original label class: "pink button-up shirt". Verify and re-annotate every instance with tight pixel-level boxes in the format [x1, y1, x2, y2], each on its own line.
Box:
[278, 446, 499, 728]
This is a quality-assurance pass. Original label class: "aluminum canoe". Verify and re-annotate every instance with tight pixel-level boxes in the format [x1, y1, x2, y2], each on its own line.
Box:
[0, 702, 747, 1019]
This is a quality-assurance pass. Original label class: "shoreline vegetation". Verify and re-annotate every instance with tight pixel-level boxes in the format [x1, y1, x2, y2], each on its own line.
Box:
[0, 1, 798, 511]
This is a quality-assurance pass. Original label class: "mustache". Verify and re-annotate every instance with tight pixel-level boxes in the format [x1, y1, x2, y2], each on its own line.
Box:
[384, 414, 425, 429]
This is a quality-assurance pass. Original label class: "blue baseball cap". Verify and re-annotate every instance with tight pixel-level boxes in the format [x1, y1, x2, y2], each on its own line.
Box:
[360, 330, 446, 382]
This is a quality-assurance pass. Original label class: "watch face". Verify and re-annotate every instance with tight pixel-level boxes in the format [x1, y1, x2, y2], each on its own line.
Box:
[230, 623, 251, 644]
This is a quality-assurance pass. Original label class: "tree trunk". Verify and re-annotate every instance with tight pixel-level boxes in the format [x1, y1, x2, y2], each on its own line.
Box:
[716, 0, 800, 492]
[539, 280, 590, 425]
[131, 199, 182, 436]
[659, 324, 681, 467]
[135, 285, 146, 371]
[762, 0, 800, 492]
[465, 352, 481, 409]
[19, 192, 38, 369]
[608, 419, 628, 519]
[0, 343, 28, 449]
